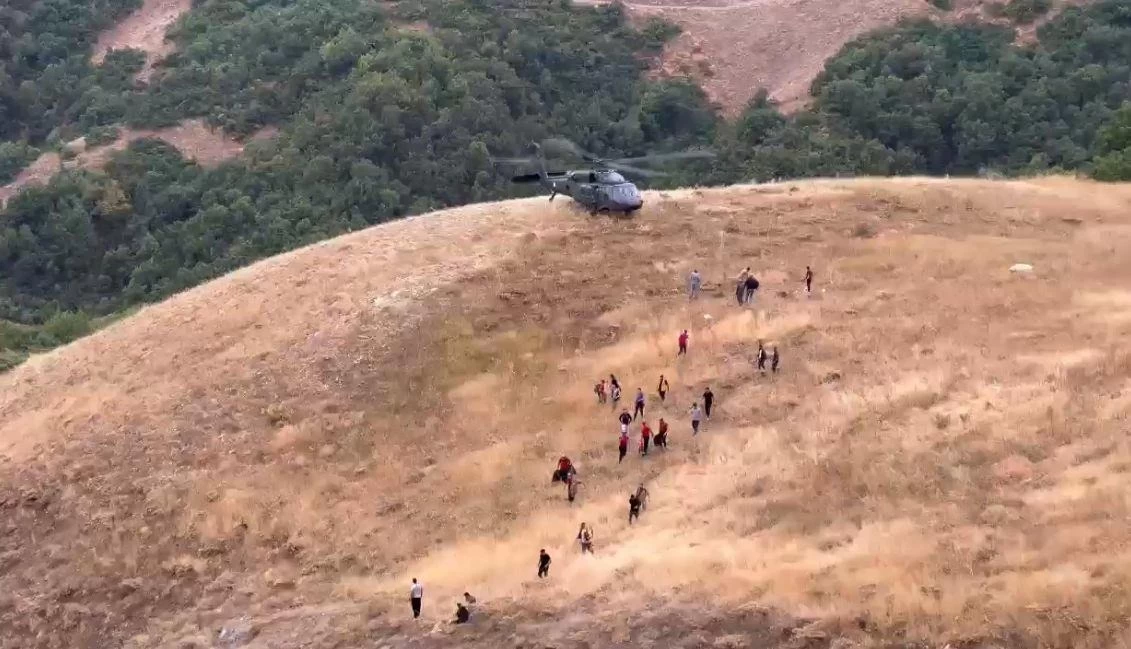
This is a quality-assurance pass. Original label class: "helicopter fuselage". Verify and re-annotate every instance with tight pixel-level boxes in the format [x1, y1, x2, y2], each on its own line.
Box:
[546, 169, 643, 214]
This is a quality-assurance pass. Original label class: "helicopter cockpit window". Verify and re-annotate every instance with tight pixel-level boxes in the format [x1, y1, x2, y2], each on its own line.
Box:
[570, 171, 589, 183]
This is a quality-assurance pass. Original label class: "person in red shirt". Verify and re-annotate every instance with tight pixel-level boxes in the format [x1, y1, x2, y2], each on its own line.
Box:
[678, 330, 689, 355]
[639, 421, 652, 456]
[553, 456, 573, 482]
[618, 431, 628, 463]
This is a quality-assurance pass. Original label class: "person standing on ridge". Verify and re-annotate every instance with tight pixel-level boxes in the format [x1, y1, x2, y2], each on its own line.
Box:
[640, 420, 652, 456]
[690, 403, 703, 435]
[657, 374, 669, 402]
[804, 266, 813, 294]
[678, 330, 689, 355]
[410, 578, 423, 619]
[757, 342, 768, 374]
[633, 388, 646, 421]
[538, 549, 552, 578]
[688, 269, 702, 300]
[702, 386, 715, 420]
[655, 417, 669, 449]
[772, 346, 780, 373]
[618, 428, 629, 463]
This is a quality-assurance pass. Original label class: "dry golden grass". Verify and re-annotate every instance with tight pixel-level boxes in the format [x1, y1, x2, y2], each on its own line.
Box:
[2, 177, 1131, 649]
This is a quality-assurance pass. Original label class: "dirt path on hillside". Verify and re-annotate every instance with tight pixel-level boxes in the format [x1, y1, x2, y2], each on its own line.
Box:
[0, 121, 274, 207]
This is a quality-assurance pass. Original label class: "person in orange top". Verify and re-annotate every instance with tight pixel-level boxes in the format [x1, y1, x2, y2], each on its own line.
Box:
[655, 418, 668, 449]
[639, 421, 652, 456]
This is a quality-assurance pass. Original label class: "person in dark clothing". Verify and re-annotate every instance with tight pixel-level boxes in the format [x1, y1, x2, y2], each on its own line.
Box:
[702, 387, 714, 419]
[618, 409, 632, 428]
[657, 374, 669, 402]
[633, 388, 646, 420]
[805, 266, 813, 294]
[756, 342, 768, 373]
[655, 418, 669, 449]
[618, 431, 628, 463]
[538, 549, 551, 578]
[771, 346, 780, 373]
[744, 275, 759, 304]
[454, 603, 470, 624]
[628, 494, 642, 523]
[735, 281, 745, 305]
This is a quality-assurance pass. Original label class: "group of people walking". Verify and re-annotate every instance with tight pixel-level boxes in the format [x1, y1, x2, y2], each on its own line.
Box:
[688, 265, 815, 302]
[407, 263, 814, 623]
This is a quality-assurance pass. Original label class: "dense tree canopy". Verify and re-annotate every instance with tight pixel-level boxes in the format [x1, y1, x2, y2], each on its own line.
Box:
[5, 0, 1131, 367]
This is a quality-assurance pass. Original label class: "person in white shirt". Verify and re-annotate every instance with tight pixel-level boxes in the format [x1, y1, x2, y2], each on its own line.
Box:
[690, 403, 703, 435]
[410, 578, 423, 618]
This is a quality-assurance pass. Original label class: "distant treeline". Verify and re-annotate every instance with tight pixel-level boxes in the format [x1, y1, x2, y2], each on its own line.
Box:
[1, 0, 1131, 366]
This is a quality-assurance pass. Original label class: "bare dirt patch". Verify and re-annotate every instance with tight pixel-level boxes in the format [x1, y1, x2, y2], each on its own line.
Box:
[0, 120, 271, 207]
[591, 0, 1093, 115]
[91, 0, 193, 81]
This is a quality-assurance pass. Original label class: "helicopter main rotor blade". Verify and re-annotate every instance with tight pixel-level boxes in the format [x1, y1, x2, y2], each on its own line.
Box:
[609, 150, 717, 165]
[541, 137, 598, 161]
[492, 156, 538, 165]
[608, 163, 668, 178]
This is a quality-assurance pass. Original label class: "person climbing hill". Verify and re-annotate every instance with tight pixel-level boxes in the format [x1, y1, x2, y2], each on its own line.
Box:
[657, 374, 669, 402]
[678, 330, 689, 355]
[639, 420, 652, 456]
[552, 456, 574, 483]
[655, 418, 669, 449]
[594, 379, 606, 404]
[688, 269, 702, 300]
[633, 388, 646, 420]
[618, 429, 629, 463]
[744, 274, 759, 304]
[618, 408, 632, 437]
[538, 549, 551, 578]
[805, 266, 813, 294]
[757, 342, 768, 374]
[577, 523, 594, 553]
[690, 403, 702, 435]
[628, 493, 642, 524]
[702, 386, 714, 419]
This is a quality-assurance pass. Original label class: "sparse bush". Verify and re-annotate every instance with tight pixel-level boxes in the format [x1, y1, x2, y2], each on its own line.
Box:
[42, 311, 93, 343]
[1002, 0, 1052, 24]
[0, 142, 39, 184]
[852, 222, 876, 238]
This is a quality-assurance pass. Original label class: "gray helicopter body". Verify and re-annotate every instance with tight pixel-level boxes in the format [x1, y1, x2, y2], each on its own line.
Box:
[497, 139, 713, 216]
[544, 168, 643, 214]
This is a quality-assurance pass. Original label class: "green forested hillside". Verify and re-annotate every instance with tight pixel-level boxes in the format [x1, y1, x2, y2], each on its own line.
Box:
[3, 0, 1131, 368]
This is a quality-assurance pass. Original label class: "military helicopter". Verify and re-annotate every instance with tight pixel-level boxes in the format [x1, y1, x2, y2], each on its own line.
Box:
[495, 138, 715, 215]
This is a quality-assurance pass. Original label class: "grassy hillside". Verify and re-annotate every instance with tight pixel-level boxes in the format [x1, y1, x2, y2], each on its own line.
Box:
[2, 177, 1131, 648]
[5, 1, 1131, 368]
